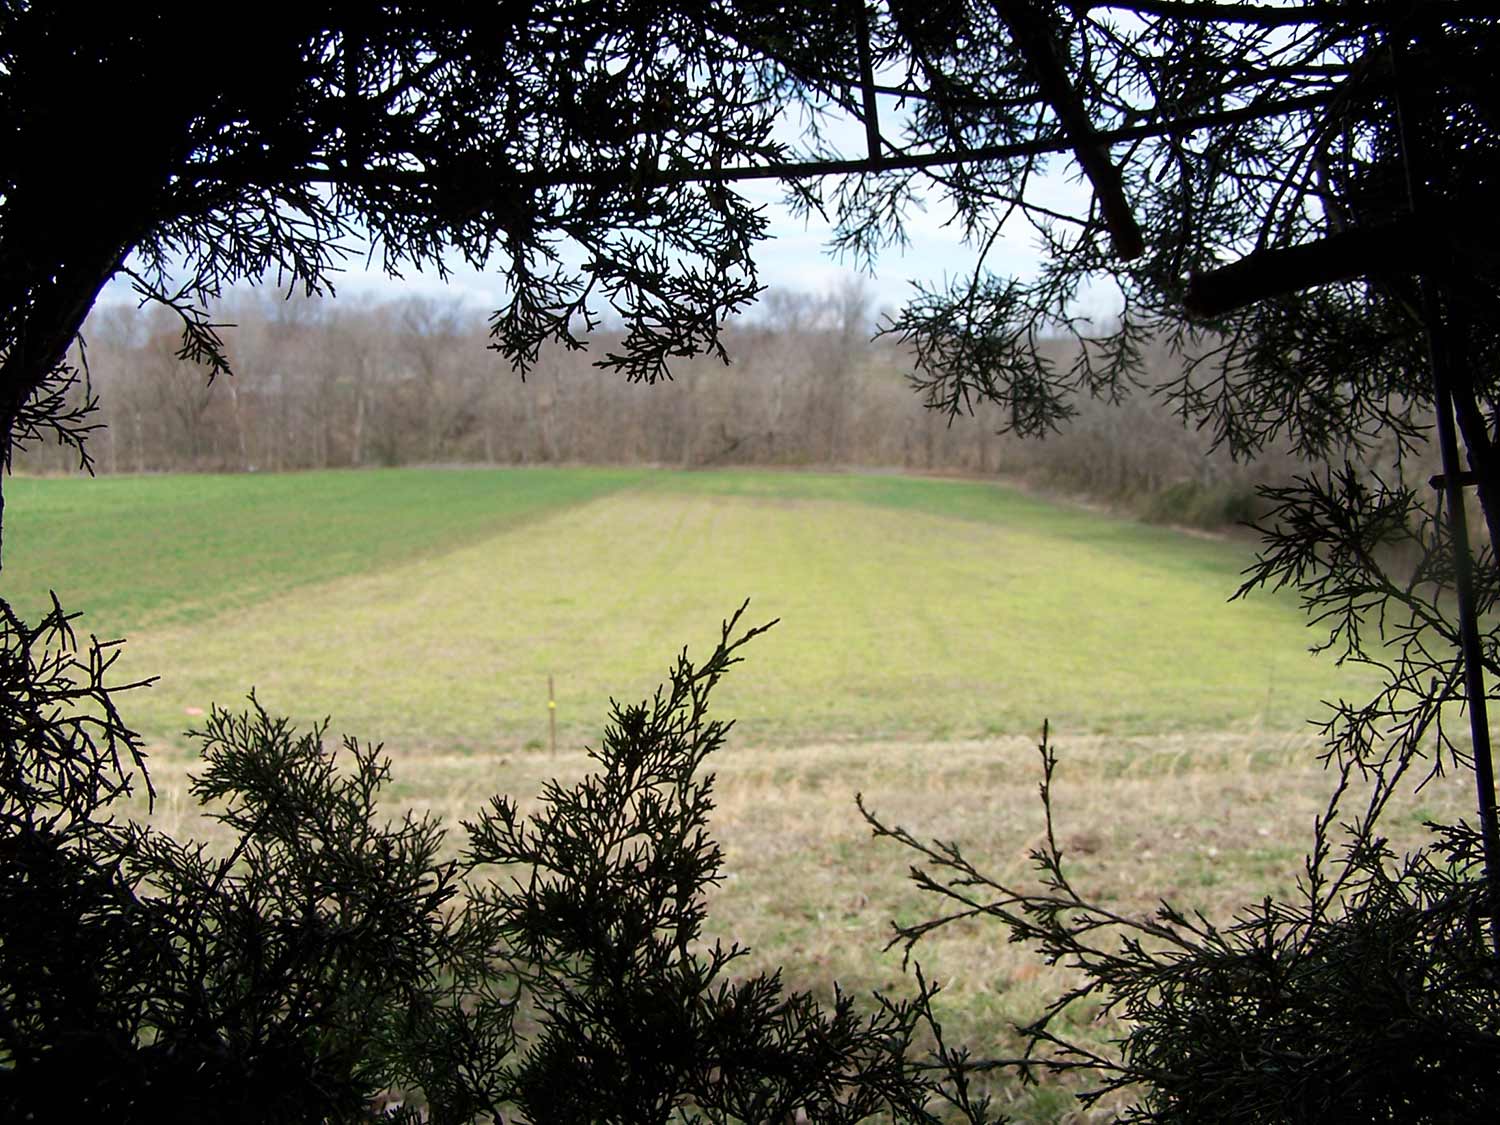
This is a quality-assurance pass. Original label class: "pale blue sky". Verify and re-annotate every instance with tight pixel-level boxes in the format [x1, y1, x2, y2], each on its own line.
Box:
[101, 184, 1066, 322]
[102, 98, 1106, 323]
[321, 165, 1098, 319]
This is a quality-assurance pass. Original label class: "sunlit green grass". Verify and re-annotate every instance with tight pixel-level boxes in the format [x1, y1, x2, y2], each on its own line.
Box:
[3, 466, 1380, 752]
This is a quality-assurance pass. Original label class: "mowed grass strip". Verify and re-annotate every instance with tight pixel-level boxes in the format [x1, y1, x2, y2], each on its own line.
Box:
[2, 467, 646, 634]
[87, 469, 1383, 750]
[654, 467, 1258, 568]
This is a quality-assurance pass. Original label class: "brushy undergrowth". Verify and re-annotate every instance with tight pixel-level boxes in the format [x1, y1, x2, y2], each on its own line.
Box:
[0, 598, 957, 1124]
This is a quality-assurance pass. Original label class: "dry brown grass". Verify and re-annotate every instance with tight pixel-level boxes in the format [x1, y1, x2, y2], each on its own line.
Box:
[119, 727, 1475, 1122]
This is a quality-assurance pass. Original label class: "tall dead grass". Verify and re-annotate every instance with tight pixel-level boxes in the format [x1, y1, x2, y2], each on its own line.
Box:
[119, 726, 1472, 1119]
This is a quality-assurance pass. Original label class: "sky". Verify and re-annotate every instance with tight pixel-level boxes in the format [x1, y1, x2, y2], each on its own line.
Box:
[100, 171, 1096, 326]
[320, 171, 1091, 320]
[170, 171, 1091, 331]
[305, 81, 1112, 321]
[101, 92, 1106, 325]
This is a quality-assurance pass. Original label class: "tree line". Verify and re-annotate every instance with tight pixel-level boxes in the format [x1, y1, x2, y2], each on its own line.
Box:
[23, 284, 1310, 528]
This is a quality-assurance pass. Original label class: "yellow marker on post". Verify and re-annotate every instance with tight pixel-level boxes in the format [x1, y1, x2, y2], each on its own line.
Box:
[548, 675, 557, 756]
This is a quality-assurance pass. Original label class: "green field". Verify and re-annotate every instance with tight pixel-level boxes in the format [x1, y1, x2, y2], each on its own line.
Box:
[4, 466, 1379, 752]
[5, 466, 1453, 1121]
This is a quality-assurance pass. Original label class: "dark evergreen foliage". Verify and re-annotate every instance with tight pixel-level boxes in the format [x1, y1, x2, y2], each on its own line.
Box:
[467, 606, 939, 1123]
[838, 7, 1500, 1121]
[866, 724, 1500, 1122]
[0, 597, 511, 1123]
[0, 599, 942, 1123]
[6, 3, 1500, 1122]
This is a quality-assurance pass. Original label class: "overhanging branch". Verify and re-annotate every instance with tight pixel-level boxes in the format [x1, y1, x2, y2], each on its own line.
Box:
[1082, 0, 1493, 28]
[994, 0, 1143, 260]
[290, 89, 1336, 198]
[1184, 215, 1500, 317]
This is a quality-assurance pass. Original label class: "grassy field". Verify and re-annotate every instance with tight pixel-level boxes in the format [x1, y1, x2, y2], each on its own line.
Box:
[7, 466, 1382, 750]
[4, 466, 1457, 1121]
[3, 466, 648, 633]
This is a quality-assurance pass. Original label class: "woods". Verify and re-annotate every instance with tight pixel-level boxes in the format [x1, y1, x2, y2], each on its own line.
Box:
[22, 287, 1303, 530]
